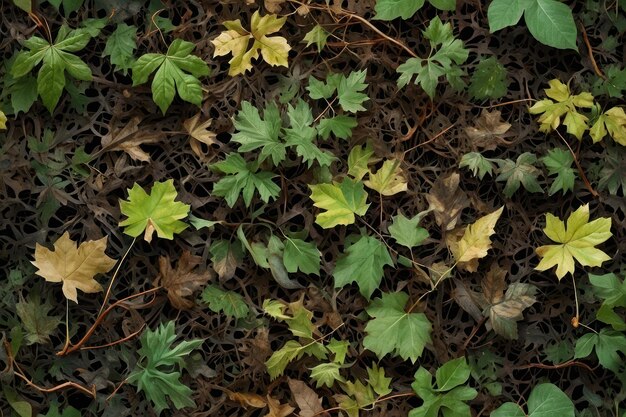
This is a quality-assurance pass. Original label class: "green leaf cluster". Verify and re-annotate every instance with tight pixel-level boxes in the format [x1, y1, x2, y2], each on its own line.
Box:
[374, 0, 455, 21]
[541, 148, 576, 195]
[11, 24, 99, 112]
[592, 145, 626, 195]
[103, 23, 138, 75]
[127, 321, 203, 415]
[131, 39, 210, 114]
[334, 364, 393, 417]
[575, 328, 626, 373]
[397, 17, 468, 98]
[495, 152, 542, 197]
[409, 357, 477, 417]
[588, 273, 626, 331]
[488, 0, 577, 50]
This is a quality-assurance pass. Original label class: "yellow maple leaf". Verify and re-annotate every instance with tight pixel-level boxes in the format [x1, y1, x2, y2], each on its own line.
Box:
[447, 207, 504, 272]
[31, 232, 117, 303]
[364, 159, 408, 196]
[212, 11, 290, 76]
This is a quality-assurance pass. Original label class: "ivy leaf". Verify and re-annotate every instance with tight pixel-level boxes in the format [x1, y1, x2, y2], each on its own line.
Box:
[15, 294, 61, 345]
[447, 207, 504, 272]
[363, 292, 432, 362]
[31, 232, 116, 303]
[334, 235, 393, 299]
[302, 24, 329, 52]
[468, 57, 508, 100]
[317, 115, 357, 140]
[212, 11, 290, 76]
[232, 101, 285, 166]
[524, 0, 577, 50]
[364, 159, 408, 196]
[307, 73, 341, 100]
[131, 39, 209, 114]
[528, 79, 594, 139]
[541, 148, 576, 195]
[284, 100, 337, 167]
[495, 152, 543, 197]
[388, 213, 429, 248]
[491, 383, 574, 417]
[103, 23, 137, 75]
[201, 284, 249, 319]
[212, 154, 281, 207]
[283, 237, 321, 276]
[337, 70, 369, 113]
[119, 180, 190, 242]
[488, 0, 530, 32]
[309, 178, 369, 228]
[459, 152, 496, 179]
[373, 0, 425, 20]
[310, 362, 345, 388]
[594, 145, 626, 195]
[588, 273, 626, 330]
[127, 321, 203, 415]
[574, 328, 626, 373]
[535, 204, 612, 280]
[347, 143, 375, 181]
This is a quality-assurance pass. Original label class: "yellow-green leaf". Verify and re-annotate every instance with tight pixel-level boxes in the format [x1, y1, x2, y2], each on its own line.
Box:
[364, 159, 408, 196]
[0, 110, 7, 130]
[535, 204, 612, 280]
[591, 107, 626, 145]
[309, 178, 369, 228]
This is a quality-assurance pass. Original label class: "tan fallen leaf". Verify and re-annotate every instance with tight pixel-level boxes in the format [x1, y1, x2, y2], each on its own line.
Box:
[228, 391, 267, 409]
[264, 0, 286, 13]
[426, 172, 470, 231]
[288, 378, 324, 417]
[481, 263, 507, 305]
[464, 110, 513, 151]
[266, 395, 295, 417]
[31, 232, 117, 303]
[183, 113, 217, 159]
[155, 251, 212, 310]
[447, 206, 504, 272]
[101, 116, 165, 162]
[364, 159, 408, 196]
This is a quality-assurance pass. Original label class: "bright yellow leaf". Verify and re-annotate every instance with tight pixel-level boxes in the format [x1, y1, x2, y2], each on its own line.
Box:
[447, 207, 504, 272]
[535, 204, 612, 280]
[0, 110, 7, 130]
[212, 11, 290, 76]
[364, 159, 408, 196]
[31, 232, 117, 303]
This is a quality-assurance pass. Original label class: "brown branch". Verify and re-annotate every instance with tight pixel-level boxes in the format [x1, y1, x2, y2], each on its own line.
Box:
[555, 129, 599, 198]
[515, 359, 596, 373]
[579, 21, 605, 80]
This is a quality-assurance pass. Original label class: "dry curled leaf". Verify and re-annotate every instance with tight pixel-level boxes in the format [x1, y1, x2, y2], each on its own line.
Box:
[288, 378, 324, 417]
[101, 116, 165, 162]
[228, 391, 267, 409]
[155, 251, 212, 310]
[183, 113, 217, 160]
[464, 110, 513, 151]
[31, 232, 117, 303]
[264, 0, 286, 13]
[426, 172, 470, 231]
[266, 395, 295, 417]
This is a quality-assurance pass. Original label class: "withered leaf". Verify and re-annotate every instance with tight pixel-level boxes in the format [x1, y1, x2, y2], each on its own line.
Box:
[32, 232, 117, 303]
[15, 294, 61, 345]
[481, 263, 507, 305]
[241, 327, 272, 375]
[266, 395, 295, 417]
[155, 251, 212, 310]
[101, 116, 165, 162]
[488, 282, 537, 340]
[264, 0, 287, 13]
[183, 113, 217, 159]
[228, 391, 267, 409]
[426, 172, 470, 231]
[288, 378, 324, 417]
[464, 110, 513, 151]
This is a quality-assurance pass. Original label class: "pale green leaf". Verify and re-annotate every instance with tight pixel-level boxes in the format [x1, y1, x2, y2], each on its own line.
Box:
[309, 178, 369, 228]
[524, 0, 577, 50]
[388, 213, 429, 248]
[201, 284, 249, 319]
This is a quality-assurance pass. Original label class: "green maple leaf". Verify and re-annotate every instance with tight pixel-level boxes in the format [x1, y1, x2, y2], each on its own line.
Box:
[284, 100, 336, 167]
[307, 73, 342, 100]
[283, 236, 321, 276]
[388, 213, 429, 248]
[337, 70, 369, 113]
[334, 236, 393, 299]
[15, 294, 61, 345]
[491, 383, 574, 417]
[201, 284, 249, 319]
[131, 39, 210, 114]
[127, 321, 203, 415]
[211, 153, 281, 207]
[468, 56, 508, 100]
[363, 292, 431, 362]
[535, 204, 612, 280]
[302, 24, 330, 51]
[592, 64, 626, 98]
[309, 178, 369, 228]
[11, 25, 96, 112]
[317, 115, 357, 140]
[347, 143, 375, 181]
[103, 23, 137, 75]
[528, 79, 594, 139]
[593, 145, 626, 195]
[232, 101, 285, 166]
[310, 362, 345, 388]
[397, 17, 468, 98]
[541, 148, 576, 195]
[459, 152, 496, 179]
[495, 152, 543, 197]
[119, 180, 190, 243]
[367, 364, 392, 396]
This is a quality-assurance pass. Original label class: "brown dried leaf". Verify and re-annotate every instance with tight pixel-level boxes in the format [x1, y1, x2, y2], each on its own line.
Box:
[451, 279, 484, 322]
[155, 251, 212, 310]
[264, 0, 286, 13]
[266, 395, 296, 417]
[481, 264, 507, 305]
[488, 282, 538, 339]
[228, 391, 267, 409]
[426, 172, 469, 231]
[464, 110, 512, 151]
[183, 113, 217, 159]
[241, 327, 272, 374]
[288, 378, 324, 417]
[101, 117, 165, 162]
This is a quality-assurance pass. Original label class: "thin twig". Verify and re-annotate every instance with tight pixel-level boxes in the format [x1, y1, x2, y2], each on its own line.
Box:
[579, 21, 605, 79]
